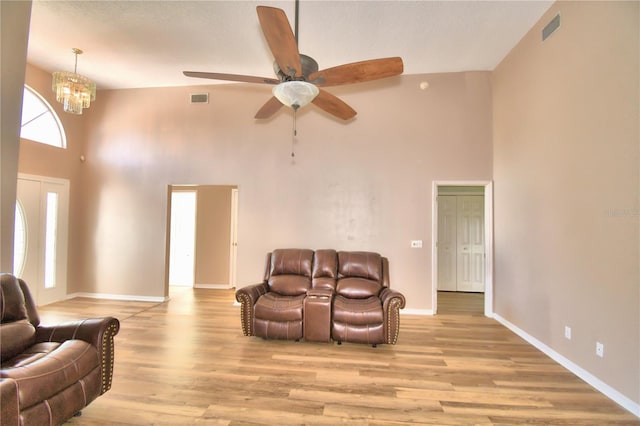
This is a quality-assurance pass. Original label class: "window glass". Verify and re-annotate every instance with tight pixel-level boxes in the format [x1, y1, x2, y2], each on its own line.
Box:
[13, 202, 27, 277]
[21, 85, 67, 149]
[44, 192, 59, 289]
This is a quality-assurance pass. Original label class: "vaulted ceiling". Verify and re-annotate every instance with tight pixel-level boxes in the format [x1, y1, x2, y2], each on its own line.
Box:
[26, 1, 552, 90]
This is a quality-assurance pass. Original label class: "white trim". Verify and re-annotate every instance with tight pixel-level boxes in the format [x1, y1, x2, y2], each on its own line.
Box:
[66, 292, 168, 303]
[195, 283, 234, 289]
[229, 188, 239, 288]
[493, 313, 640, 418]
[401, 309, 434, 316]
[431, 180, 494, 317]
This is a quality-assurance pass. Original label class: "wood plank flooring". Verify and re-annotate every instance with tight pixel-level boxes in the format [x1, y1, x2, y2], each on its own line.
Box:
[35, 288, 638, 425]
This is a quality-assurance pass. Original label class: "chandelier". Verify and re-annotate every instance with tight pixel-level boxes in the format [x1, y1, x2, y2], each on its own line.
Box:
[52, 48, 96, 115]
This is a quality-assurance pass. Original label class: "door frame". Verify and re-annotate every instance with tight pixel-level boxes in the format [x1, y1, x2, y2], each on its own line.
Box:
[431, 180, 494, 316]
[229, 188, 239, 288]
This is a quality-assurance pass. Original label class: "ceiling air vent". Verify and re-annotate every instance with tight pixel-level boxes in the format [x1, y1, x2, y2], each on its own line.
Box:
[542, 13, 561, 41]
[190, 93, 209, 104]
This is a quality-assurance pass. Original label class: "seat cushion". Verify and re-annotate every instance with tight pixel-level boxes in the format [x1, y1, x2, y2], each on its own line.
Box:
[332, 295, 383, 325]
[336, 277, 381, 299]
[268, 275, 311, 296]
[254, 293, 305, 322]
[0, 340, 99, 410]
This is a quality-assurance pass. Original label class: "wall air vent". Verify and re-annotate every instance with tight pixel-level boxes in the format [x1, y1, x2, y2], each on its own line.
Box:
[542, 13, 561, 41]
[190, 93, 209, 104]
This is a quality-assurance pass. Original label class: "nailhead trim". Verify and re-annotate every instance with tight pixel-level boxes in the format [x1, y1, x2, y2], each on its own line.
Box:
[101, 322, 119, 394]
[238, 293, 252, 336]
[386, 298, 402, 345]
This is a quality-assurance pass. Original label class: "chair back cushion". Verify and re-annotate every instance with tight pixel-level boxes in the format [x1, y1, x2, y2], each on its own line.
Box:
[268, 249, 313, 296]
[312, 249, 337, 291]
[1, 274, 29, 323]
[1, 274, 37, 361]
[336, 252, 383, 298]
[338, 251, 382, 282]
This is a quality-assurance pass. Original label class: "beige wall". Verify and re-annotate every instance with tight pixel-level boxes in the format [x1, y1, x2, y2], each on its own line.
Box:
[493, 1, 639, 405]
[24, 70, 491, 302]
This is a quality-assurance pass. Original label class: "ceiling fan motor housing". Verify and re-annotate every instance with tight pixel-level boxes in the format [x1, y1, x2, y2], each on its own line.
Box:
[274, 54, 319, 81]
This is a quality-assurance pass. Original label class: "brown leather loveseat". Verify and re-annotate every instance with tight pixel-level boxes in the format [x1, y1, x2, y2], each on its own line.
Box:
[0, 273, 120, 425]
[235, 249, 406, 346]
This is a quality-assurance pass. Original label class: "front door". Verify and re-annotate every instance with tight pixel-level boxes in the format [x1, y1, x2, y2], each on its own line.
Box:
[15, 175, 69, 305]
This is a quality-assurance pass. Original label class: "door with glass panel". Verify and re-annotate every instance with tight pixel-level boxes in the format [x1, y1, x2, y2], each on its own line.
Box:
[14, 175, 69, 305]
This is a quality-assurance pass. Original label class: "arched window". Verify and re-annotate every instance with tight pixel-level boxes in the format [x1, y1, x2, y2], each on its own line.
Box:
[20, 85, 67, 149]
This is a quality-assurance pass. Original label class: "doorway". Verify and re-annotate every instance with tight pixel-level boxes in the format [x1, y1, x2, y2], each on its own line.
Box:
[432, 181, 493, 316]
[168, 190, 197, 287]
[166, 185, 238, 291]
[14, 174, 69, 306]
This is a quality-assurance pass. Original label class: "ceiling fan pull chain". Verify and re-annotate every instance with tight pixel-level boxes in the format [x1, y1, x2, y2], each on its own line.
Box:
[291, 109, 297, 157]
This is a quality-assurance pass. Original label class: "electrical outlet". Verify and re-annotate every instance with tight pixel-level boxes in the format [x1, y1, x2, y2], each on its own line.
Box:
[410, 240, 423, 248]
[564, 326, 571, 340]
[596, 342, 604, 358]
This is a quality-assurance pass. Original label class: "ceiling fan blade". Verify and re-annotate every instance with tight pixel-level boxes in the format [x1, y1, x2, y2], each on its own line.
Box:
[308, 57, 404, 87]
[255, 96, 283, 119]
[312, 89, 357, 120]
[256, 6, 302, 78]
[183, 71, 280, 85]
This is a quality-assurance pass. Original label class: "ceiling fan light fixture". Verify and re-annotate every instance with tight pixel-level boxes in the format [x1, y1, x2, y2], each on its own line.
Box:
[52, 48, 96, 115]
[272, 80, 319, 110]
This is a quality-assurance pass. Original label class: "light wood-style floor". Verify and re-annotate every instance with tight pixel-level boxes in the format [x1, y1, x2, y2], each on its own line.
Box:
[35, 289, 638, 425]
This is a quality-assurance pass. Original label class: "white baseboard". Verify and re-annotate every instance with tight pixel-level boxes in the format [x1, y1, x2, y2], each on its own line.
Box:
[493, 313, 640, 418]
[66, 292, 168, 303]
[194, 283, 234, 290]
[401, 308, 434, 316]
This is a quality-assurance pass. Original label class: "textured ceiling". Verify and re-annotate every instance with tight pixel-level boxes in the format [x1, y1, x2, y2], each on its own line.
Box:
[26, 0, 553, 90]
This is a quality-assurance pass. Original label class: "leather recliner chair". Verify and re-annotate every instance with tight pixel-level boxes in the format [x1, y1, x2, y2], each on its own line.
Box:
[332, 251, 405, 346]
[0, 273, 120, 426]
[243, 248, 315, 340]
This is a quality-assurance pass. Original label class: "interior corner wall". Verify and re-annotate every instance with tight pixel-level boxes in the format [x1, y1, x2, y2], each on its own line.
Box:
[0, 0, 31, 272]
[492, 1, 639, 406]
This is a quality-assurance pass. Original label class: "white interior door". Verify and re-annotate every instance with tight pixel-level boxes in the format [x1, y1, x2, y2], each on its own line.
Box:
[437, 196, 457, 291]
[456, 196, 485, 292]
[15, 175, 69, 305]
[168, 191, 197, 287]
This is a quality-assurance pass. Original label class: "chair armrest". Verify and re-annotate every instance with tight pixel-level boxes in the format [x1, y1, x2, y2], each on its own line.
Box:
[380, 288, 406, 344]
[35, 317, 120, 394]
[235, 283, 269, 336]
[0, 378, 19, 426]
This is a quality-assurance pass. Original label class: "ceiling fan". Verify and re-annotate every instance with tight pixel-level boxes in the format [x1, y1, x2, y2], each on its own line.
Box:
[183, 2, 404, 121]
